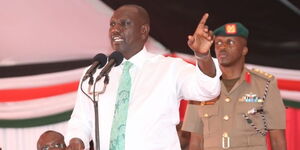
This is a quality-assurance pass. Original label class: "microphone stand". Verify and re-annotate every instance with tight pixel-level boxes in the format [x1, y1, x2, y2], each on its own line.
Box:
[81, 54, 121, 149]
[88, 75, 109, 150]
[80, 75, 109, 150]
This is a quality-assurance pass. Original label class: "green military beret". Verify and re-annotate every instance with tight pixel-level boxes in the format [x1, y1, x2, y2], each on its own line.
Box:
[213, 22, 249, 38]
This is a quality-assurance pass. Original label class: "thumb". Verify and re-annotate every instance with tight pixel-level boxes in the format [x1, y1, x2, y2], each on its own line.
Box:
[187, 35, 195, 46]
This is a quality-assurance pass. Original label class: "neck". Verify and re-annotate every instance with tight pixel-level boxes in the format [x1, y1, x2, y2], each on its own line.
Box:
[221, 60, 245, 80]
[121, 46, 144, 60]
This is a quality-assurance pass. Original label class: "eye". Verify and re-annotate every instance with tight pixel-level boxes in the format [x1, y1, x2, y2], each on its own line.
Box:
[120, 20, 131, 27]
[228, 40, 235, 45]
[41, 146, 49, 150]
[215, 41, 222, 45]
[110, 21, 116, 27]
[53, 143, 65, 148]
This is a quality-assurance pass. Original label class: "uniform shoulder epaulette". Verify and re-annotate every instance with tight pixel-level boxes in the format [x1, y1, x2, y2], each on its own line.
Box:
[250, 68, 274, 80]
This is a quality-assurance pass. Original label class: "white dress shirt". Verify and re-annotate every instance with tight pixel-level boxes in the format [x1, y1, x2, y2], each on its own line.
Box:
[66, 47, 221, 150]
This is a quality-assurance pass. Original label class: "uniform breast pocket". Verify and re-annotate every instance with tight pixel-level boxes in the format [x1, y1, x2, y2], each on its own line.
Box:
[236, 102, 265, 132]
[198, 104, 219, 136]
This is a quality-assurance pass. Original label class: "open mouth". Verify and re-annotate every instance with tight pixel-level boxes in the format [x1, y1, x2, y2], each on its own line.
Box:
[218, 51, 227, 58]
[112, 36, 124, 42]
[219, 54, 227, 58]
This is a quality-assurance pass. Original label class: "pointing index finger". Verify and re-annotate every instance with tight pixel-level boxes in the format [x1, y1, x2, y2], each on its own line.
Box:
[195, 13, 209, 32]
[200, 13, 209, 26]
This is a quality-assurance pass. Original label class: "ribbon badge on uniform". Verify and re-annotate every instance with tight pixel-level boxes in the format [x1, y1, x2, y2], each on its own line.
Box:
[239, 93, 264, 103]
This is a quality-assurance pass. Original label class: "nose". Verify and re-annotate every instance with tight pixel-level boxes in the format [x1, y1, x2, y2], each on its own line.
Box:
[219, 43, 228, 49]
[110, 23, 123, 35]
[215, 44, 225, 51]
[110, 27, 119, 36]
[111, 26, 119, 32]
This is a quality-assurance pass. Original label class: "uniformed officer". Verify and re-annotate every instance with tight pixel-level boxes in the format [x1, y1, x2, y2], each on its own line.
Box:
[182, 22, 287, 150]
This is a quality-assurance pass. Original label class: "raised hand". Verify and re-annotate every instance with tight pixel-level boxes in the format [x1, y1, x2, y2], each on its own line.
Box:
[187, 13, 214, 57]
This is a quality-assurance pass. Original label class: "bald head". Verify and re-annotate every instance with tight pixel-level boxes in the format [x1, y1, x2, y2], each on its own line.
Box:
[116, 4, 150, 26]
[109, 4, 150, 59]
[37, 130, 66, 150]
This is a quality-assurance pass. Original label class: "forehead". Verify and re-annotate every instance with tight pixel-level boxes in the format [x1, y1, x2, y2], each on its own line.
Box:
[111, 7, 139, 21]
[39, 134, 63, 144]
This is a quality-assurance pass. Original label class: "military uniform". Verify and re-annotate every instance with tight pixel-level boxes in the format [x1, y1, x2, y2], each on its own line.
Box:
[182, 68, 286, 150]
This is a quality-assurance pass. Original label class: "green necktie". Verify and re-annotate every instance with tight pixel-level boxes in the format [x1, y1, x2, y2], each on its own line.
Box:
[109, 61, 133, 150]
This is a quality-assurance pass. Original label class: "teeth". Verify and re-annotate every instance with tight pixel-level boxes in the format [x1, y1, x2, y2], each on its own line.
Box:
[113, 36, 124, 42]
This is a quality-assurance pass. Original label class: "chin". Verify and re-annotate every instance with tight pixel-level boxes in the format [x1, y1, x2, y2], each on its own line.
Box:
[219, 60, 230, 66]
[217, 58, 224, 63]
[112, 45, 122, 51]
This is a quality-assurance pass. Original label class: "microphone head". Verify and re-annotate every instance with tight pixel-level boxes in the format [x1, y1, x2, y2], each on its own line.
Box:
[93, 53, 107, 68]
[108, 51, 124, 66]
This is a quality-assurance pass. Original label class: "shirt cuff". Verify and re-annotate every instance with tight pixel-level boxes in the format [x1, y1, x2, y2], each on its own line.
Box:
[195, 58, 222, 80]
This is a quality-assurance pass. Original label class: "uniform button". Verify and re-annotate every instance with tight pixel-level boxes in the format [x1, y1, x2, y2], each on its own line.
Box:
[223, 115, 229, 120]
[225, 98, 231, 102]
[204, 113, 209, 117]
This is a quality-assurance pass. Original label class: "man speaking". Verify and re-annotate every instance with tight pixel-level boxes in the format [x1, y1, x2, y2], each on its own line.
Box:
[66, 4, 221, 150]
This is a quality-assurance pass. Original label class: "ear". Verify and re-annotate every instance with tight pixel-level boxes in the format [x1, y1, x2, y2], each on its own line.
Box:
[141, 24, 150, 39]
[242, 46, 248, 56]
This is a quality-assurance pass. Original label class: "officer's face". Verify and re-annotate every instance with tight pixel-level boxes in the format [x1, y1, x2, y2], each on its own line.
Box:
[214, 36, 248, 66]
[109, 6, 146, 59]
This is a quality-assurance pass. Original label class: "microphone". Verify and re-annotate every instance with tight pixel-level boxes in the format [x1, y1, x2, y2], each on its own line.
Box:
[82, 53, 107, 81]
[96, 51, 124, 81]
